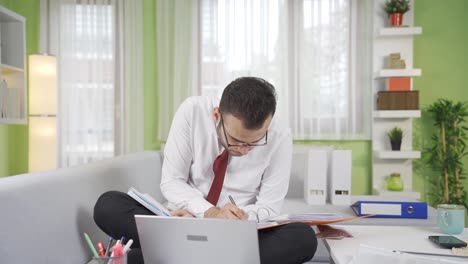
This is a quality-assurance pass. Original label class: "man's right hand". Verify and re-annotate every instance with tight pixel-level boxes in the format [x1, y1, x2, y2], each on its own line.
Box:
[204, 204, 248, 220]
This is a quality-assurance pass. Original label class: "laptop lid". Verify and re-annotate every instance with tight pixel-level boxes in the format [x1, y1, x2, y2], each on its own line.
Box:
[135, 215, 261, 264]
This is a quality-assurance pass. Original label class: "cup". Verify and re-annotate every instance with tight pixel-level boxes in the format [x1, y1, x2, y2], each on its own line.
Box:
[437, 204, 465, 235]
[90, 254, 127, 264]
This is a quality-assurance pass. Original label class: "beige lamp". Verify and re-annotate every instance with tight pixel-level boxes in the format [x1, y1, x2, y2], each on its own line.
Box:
[28, 54, 57, 172]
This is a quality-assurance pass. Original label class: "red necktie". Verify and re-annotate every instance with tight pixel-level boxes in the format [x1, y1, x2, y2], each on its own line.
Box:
[206, 150, 229, 206]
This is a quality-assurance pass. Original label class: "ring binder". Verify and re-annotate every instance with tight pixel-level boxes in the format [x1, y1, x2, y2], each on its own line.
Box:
[247, 207, 270, 223]
[351, 201, 428, 219]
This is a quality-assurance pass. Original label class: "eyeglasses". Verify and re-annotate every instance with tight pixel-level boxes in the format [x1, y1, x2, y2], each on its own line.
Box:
[220, 113, 268, 147]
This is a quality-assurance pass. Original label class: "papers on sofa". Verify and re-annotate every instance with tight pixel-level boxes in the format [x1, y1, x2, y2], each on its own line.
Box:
[127, 187, 171, 216]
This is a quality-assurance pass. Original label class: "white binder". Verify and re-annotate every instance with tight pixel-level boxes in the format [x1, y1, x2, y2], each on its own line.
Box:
[329, 150, 352, 205]
[304, 149, 329, 205]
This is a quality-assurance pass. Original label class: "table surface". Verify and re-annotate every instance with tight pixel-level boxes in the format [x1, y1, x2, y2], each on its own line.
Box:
[282, 196, 437, 227]
[282, 195, 440, 263]
[324, 225, 468, 264]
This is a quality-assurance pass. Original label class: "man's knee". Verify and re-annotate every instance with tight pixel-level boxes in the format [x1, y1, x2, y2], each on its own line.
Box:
[286, 223, 318, 262]
[93, 191, 128, 226]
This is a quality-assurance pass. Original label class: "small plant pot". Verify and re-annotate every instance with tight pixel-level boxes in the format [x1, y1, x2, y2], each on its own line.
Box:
[391, 140, 401, 151]
[387, 173, 404, 191]
[389, 13, 403, 27]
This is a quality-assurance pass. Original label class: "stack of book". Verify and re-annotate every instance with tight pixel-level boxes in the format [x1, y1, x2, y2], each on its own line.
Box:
[388, 53, 406, 69]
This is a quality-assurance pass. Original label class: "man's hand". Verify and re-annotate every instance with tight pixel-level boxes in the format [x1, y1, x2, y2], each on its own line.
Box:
[170, 209, 195, 218]
[203, 204, 248, 220]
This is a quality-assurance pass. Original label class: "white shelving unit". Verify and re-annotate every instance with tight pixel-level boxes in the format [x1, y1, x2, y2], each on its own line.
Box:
[374, 150, 421, 160]
[371, 0, 421, 200]
[374, 110, 421, 118]
[374, 69, 422, 78]
[0, 6, 26, 124]
[377, 26, 422, 37]
[373, 189, 421, 200]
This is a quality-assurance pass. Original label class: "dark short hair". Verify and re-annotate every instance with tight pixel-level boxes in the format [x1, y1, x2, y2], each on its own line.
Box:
[219, 77, 277, 130]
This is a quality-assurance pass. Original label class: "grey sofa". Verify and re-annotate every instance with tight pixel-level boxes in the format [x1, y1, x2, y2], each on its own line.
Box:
[0, 151, 327, 263]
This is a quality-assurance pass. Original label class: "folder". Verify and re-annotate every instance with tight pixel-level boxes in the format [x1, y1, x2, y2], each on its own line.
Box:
[329, 150, 352, 205]
[351, 201, 428, 219]
[304, 149, 329, 205]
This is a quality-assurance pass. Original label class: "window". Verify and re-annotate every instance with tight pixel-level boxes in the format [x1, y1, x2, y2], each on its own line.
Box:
[200, 0, 371, 139]
[60, 3, 115, 165]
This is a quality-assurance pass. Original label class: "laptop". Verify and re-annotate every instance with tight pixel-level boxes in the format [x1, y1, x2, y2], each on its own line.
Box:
[135, 215, 261, 264]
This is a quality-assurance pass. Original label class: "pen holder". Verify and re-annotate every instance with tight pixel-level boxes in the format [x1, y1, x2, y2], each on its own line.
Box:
[90, 254, 127, 264]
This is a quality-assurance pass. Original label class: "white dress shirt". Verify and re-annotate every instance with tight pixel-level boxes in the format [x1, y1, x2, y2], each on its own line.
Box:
[160, 96, 292, 220]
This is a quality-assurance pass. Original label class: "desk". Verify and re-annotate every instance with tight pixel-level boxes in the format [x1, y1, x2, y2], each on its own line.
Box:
[324, 225, 468, 264]
[282, 196, 437, 263]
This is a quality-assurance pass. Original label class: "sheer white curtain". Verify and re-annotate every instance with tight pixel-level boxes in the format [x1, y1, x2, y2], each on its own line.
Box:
[47, 0, 143, 167]
[157, 0, 371, 141]
[292, 0, 371, 139]
[156, 0, 200, 141]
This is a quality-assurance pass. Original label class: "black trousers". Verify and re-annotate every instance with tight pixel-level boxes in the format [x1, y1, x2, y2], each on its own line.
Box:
[94, 191, 317, 264]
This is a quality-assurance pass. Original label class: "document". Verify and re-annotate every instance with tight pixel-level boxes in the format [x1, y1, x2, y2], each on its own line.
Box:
[257, 213, 374, 230]
[127, 187, 171, 216]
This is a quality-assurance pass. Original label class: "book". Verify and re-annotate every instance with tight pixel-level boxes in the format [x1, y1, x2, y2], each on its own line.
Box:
[127, 187, 171, 217]
[387, 77, 411, 91]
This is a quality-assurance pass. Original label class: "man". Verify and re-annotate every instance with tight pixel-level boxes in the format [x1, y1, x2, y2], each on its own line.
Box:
[94, 77, 317, 264]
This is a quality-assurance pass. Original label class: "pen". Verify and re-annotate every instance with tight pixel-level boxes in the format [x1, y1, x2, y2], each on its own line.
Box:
[105, 237, 114, 257]
[122, 239, 133, 254]
[228, 195, 237, 206]
[111, 243, 124, 257]
[97, 241, 106, 256]
[83, 233, 100, 258]
[393, 250, 468, 259]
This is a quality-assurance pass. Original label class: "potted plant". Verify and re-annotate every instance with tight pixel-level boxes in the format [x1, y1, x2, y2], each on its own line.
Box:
[387, 126, 403, 151]
[425, 99, 468, 208]
[387, 173, 404, 191]
[384, 0, 411, 27]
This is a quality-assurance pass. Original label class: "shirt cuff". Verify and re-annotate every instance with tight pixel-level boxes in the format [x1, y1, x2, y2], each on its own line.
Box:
[186, 197, 214, 218]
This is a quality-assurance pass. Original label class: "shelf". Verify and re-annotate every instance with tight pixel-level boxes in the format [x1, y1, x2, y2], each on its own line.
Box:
[0, 118, 27, 124]
[0, 6, 25, 22]
[1, 64, 24, 74]
[377, 27, 422, 37]
[0, 7, 26, 124]
[374, 151, 421, 160]
[373, 188, 421, 200]
[373, 110, 421, 119]
[374, 69, 422, 78]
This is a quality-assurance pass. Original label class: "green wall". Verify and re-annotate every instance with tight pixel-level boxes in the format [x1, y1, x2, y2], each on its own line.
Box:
[143, 0, 159, 150]
[413, 0, 468, 205]
[0, 0, 39, 177]
[1, 0, 466, 209]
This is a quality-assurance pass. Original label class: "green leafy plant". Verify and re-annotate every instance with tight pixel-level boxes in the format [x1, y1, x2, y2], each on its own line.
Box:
[387, 127, 403, 142]
[384, 0, 411, 14]
[425, 99, 468, 208]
